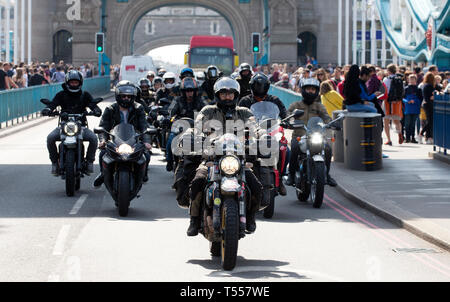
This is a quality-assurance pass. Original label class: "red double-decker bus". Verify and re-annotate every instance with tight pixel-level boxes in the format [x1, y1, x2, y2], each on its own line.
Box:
[184, 35, 239, 75]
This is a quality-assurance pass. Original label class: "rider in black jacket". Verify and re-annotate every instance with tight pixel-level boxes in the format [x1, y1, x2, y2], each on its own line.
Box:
[238, 72, 289, 196]
[93, 81, 152, 187]
[41, 70, 101, 175]
[165, 77, 206, 171]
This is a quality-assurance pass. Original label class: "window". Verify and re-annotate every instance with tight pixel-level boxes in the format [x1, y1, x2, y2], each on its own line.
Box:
[211, 21, 220, 35]
[146, 21, 155, 35]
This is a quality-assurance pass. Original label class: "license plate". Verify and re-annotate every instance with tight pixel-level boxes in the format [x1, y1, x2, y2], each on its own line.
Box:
[64, 137, 77, 144]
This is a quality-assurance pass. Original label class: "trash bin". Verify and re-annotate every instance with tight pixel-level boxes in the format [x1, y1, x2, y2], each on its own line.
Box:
[343, 112, 382, 171]
[332, 110, 346, 163]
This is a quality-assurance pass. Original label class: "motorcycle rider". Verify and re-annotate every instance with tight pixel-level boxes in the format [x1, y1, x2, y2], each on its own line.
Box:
[187, 77, 265, 236]
[146, 71, 156, 89]
[285, 78, 337, 187]
[157, 66, 166, 78]
[200, 65, 222, 103]
[42, 70, 101, 175]
[236, 63, 253, 98]
[166, 77, 206, 172]
[137, 78, 154, 113]
[172, 67, 196, 97]
[156, 72, 178, 104]
[93, 81, 152, 187]
[238, 73, 289, 196]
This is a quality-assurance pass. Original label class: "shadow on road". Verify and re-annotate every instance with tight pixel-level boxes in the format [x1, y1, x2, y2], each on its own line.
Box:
[188, 257, 307, 280]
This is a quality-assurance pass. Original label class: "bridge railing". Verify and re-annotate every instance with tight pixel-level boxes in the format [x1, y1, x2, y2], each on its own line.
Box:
[433, 93, 450, 155]
[268, 85, 303, 108]
[0, 76, 110, 129]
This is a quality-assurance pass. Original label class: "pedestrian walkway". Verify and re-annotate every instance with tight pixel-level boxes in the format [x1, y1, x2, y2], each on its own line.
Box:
[331, 133, 450, 251]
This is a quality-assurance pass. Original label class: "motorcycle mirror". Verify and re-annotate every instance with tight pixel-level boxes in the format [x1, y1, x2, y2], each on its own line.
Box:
[40, 99, 51, 105]
[145, 127, 158, 135]
[94, 127, 107, 135]
[293, 109, 304, 119]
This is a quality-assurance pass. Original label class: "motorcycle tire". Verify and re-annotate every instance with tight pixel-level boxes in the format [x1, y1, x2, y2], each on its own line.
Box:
[117, 170, 131, 217]
[312, 161, 326, 209]
[65, 150, 76, 197]
[221, 197, 239, 271]
[210, 241, 221, 257]
[263, 190, 276, 219]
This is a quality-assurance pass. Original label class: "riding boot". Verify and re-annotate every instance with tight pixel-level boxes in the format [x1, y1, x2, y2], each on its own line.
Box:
[187, 216, 200, 237]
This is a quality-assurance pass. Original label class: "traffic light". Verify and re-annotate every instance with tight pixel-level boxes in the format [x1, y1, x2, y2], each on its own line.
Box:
[252, 33, 261, 53]
[95, 33, 104, 53]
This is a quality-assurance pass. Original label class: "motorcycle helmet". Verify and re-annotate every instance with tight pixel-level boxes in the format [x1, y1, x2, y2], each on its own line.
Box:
[152, 76, 164, 91]
[205, 65, 220, 81]
[146, 71, 156, 83]
[214, 77, 241, 110]
[238, 63, 253, 80]
[139, 78, 151, 97]
[157, 68, 167, 78]
[163, 72, 177, 89]
[250, 73, 270, 97]
[65, 70, 83, 93]
[115, 80, 137, 109]
[180, 68, 195, 80]
[180, 77, 198, 98]
[301, 78, 320, 105]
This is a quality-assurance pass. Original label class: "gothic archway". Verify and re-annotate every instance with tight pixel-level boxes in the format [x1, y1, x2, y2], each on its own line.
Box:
[53, 30, 73, 64]
[297, 32, 317, 66]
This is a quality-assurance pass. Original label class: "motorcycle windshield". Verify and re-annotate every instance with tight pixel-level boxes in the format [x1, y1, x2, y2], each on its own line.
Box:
[111, 123, 137, 146]
[215, 133, 244, 156]
[307, 117, 325, 134]
[250, 101, 280, 123]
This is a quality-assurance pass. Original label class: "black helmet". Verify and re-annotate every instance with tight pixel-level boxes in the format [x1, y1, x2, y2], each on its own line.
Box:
[65, 70, 83, 93]
[301, 78, 320, 105]
[250, 73, 270, 97]
[214, 77, 241, 110]
[205, 65, 220, 81]
[153, 76, 164, 89]
[180, 68, 195, 80]
[115, 80, 137, 108]
[239, 63, 252, 80]
[180, 77, 198, 98]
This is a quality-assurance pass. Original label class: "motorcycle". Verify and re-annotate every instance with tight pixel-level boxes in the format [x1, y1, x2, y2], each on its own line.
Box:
[41, 98, 103, 197]
[200, 133, 255, 271]
[284, 114, 344, 208]
[249, 101, 289, 219]
[147, 98, 172, 152]
[94, 124, 157, 217]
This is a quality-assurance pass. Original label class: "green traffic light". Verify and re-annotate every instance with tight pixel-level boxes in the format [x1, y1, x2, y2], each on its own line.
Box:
[97, 47, 103, 52]
[253, 46, 259, 52]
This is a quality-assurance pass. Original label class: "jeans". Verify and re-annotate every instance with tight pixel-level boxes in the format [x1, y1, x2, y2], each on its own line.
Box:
[165, 132, 176, 163]
[47, 127, 98, 163]
[346, 102, 377, 113]
[404, 114, 419, 141]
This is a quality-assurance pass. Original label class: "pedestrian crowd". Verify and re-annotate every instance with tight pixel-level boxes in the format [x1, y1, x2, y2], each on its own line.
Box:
[0, 60, 97, 91]
[254, 62, 450, 145]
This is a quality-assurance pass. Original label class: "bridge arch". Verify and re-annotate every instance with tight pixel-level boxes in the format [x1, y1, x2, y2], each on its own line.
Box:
[114, 0, 251, 64]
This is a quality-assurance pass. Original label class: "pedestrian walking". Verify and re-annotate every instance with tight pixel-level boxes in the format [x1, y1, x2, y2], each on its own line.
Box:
[419, 72, 436, 144]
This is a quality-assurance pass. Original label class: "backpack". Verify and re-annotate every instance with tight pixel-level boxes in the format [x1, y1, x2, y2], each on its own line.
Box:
[388, 75, 404, 103]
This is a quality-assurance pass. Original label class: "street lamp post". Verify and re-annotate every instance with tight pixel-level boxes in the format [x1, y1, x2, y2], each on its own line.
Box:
[6, 0, 10, 62]
[27, 0, 30, 64]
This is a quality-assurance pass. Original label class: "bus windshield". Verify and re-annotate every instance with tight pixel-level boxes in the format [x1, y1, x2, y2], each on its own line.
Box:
[190, 47, 233, 75]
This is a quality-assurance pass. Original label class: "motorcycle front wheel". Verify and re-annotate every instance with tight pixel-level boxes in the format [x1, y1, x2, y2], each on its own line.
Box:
[117, 170, 131, 217]
[221, 197, 239, 271]
[65, 150, 76, 197]
[263, 190, 276, 219]
[311, 161, 326, 208]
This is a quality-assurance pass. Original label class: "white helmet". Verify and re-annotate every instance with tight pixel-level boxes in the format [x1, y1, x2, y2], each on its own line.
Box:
[163, 72, 177, 89]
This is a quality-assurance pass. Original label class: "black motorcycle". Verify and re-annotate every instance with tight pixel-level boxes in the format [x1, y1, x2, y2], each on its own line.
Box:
[199, 133, 257, 271]
[284, 114, 344, 208]
[94, 124, 156, 217]
[41, 98, 103, 197]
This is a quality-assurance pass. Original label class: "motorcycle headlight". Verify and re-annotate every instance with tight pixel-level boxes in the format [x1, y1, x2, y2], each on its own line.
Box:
[310, 133, 323, 145]
[117, 144, 134, 155]
[220, 156, 241, 176]
[63, 122, 79, 136]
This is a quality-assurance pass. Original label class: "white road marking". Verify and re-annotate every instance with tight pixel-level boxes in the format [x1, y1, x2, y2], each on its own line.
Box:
[69, 194, 88, 215]
[53, 225, 71, 256]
